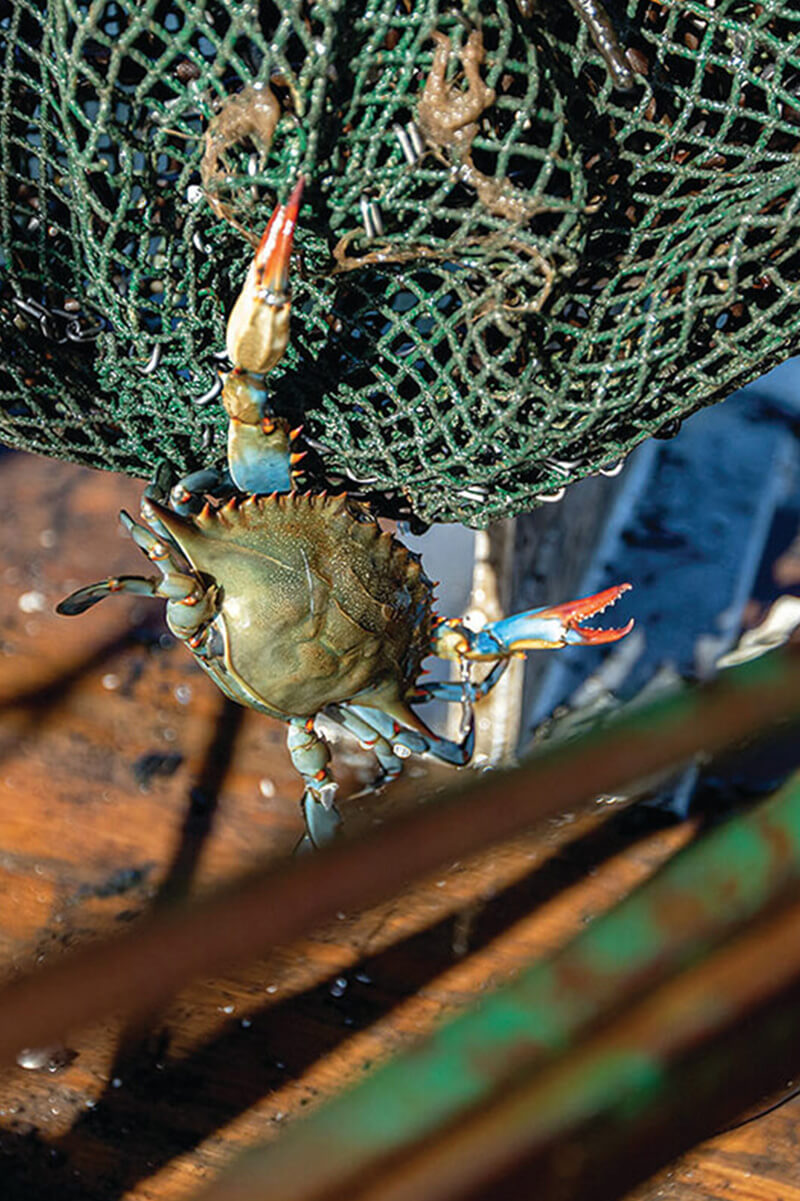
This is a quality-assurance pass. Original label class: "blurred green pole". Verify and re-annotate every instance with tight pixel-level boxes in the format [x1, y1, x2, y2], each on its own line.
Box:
[197, 770, 800, 1201]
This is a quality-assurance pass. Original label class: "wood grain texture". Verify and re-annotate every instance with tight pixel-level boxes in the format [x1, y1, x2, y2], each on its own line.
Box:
[0, 452, 796, 1201]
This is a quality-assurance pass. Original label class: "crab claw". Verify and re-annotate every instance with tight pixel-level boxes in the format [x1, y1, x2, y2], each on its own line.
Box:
[225, 176, 304, 375]
[533, 583, 635, 647]
[490, 582, 634, 651]
[253, 175, 304, 302]
[438, 583, 634, 660]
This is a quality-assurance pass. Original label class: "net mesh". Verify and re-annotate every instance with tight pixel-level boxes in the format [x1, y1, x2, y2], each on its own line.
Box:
[2, 0, 799, 526]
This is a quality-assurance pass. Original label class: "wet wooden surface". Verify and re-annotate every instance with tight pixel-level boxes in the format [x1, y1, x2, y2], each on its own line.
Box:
[0, 450, 798, 1201]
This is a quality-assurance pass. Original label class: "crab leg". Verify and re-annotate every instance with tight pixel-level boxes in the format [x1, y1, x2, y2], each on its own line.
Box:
[348, 702, 475, 768]
[57, 509, 219, 649]
[57, 510, 203, 614]
[327, 704, 405, 782]
[56, 574, 184, 615]
[434, 583, 634, 662]
[415, 658, 511, 705]
[222, 178, 305, 495]
[145, 464, 234, 518]
[286, 717, 342, 851]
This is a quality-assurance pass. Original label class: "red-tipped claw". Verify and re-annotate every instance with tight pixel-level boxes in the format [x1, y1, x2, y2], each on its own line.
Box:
[539, 582, 635, 645]
[449, 582, 634, 659]
[253, 176, 304, 304]
[225, 177, 304, 375]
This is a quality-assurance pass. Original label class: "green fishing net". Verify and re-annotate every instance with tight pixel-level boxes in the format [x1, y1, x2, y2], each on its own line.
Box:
[1, 0, 799, 525]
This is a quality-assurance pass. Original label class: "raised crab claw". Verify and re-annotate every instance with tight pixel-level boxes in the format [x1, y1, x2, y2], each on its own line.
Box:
[58, 180, 634, 851]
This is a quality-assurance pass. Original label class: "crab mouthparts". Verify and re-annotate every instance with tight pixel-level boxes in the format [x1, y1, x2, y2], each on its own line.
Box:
[254, 176, 305, 303]
[548, 582, 634, 645]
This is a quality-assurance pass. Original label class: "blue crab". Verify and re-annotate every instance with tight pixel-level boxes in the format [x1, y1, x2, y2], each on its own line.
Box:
[58, 181, 633, 850]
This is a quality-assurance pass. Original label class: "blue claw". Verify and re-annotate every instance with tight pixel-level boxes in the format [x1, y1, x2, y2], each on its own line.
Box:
[436, 583, 634, 661]
[483, 583, 634, 653]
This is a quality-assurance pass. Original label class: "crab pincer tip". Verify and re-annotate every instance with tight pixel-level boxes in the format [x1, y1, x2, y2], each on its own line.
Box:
[576, 615, 635, 645]
[254, 176, 305, 303]
[561, 582, 634, 645]
[284, 175, 305, 221]
[520, 582, 634, 648]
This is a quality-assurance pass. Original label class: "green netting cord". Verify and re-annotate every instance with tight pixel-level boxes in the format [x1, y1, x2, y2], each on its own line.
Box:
[2, 0, 799, 525]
